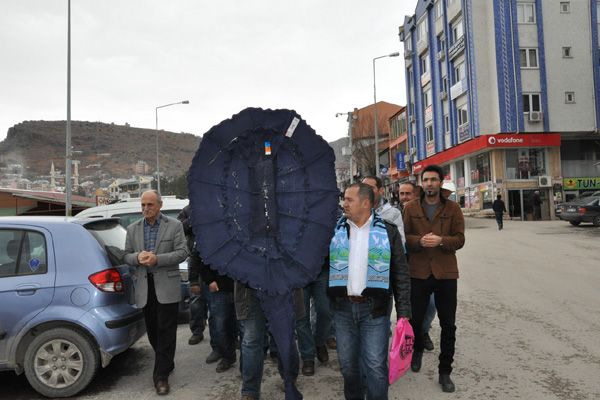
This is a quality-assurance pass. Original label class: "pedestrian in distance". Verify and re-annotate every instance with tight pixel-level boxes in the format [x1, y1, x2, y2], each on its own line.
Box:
[123, 190, 188, 396]
[403, 165, 465, 393]
[533, 190, 542, 220]
[492, 194, 507, 230]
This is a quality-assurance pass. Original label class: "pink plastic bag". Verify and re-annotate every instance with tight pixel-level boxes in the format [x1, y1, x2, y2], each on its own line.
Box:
[388, 318, 414, 385]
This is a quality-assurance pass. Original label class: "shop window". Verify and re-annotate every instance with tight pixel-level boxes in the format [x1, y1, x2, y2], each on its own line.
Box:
[505, 148, 547, 179]
[469, 153, 491, 184]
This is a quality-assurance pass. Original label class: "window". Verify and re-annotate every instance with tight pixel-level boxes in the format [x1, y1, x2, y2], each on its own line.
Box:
[426, 124, 434, 142]
[417, 18, 428, 42]
[469, 153, 491, 184]
[452, 19, 464, 43]
[454, 61, 466, 82]
[420, 53, 429, 74]
[0, 230, 48, 277]
[562, 46, 572, 58]
[458, 105, 469, 126]
[565, 92, 575, 103]
[441, 76, 448, 93]
[406, 36, 412, 51]
[523, 93, 541, 112]
[435, 1, 443, 19]
[517, 3, 536, 23]
[408, 67, 414, 85]
[519, 48, 538, 68]
[444, 114, 450, 133]
[423, 87, 432, 107]
[560, 1, 570, 13]
[505, 148, 547, 179]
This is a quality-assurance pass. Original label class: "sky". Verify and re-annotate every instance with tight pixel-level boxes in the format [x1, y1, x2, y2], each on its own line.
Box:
[0, 0, 417, 144]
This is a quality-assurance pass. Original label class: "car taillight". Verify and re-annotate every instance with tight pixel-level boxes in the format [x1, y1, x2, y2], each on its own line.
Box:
[578, 207, 586, 215]
[89, 268, 124, 292]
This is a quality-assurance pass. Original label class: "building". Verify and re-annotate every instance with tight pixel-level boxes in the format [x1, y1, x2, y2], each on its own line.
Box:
[107, 176, 154, 200]
[399, 0, 600, 220]
[0, 188, 96, 216]
[387, 106, 410, 183]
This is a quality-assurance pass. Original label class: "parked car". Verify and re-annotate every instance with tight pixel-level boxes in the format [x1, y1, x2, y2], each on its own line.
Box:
[75, 197, 191, 316]
[0, 217, 145, 398]
[558, 196, 600, 226]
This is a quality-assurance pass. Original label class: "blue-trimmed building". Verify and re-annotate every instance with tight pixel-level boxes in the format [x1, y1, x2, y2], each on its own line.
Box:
[399, 0, 600, 220]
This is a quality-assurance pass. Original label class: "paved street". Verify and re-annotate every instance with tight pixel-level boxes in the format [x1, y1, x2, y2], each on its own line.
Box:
[1, 217, 599, 400]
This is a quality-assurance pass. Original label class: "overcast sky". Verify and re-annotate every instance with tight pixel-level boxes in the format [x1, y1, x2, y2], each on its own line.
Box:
[0, 0, 417, 144]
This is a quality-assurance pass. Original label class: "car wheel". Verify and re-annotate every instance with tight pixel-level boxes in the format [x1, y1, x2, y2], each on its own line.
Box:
[569, 221, 581, 226]
[593, 216, 600, 227]
[24, 327, 99, 398]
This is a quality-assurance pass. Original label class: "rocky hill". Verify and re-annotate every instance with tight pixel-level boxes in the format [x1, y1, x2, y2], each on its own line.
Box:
[0, 121, 201, 182]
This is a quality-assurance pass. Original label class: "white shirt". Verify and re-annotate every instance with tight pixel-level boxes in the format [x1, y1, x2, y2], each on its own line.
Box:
[347, 216, 372, 296]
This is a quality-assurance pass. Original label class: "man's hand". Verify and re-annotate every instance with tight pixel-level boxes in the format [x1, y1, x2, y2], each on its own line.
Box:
[138, 251, 158, 266]
[420, 232, 443, 248]
[190, 284, 201, 296]
[208, 282, 219, 293]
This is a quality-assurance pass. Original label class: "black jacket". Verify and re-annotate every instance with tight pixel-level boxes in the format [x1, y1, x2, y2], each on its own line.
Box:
[492, 199, 506, 213]
[327, 217, 411, 319]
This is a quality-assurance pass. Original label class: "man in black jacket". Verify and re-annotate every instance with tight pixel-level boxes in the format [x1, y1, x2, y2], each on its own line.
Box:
[328, 183, 411, 400]
[492, 194, 507, 230]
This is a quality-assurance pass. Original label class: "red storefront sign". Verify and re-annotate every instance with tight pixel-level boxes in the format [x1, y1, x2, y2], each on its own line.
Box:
[412, 133, 561, 172]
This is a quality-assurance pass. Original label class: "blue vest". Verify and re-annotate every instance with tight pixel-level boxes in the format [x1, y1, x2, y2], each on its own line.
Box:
[329, 214, 391, 291]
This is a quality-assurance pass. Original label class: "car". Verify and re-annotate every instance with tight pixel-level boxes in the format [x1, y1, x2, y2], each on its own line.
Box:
[75, 197, 191, 317]
[0, 216, 146, 398]
[558, 196, 600, 226]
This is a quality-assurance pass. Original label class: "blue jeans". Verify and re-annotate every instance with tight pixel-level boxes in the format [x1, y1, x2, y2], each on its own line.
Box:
[207, 290, 236, 362]
[239, 291, 299, 398]
[422, 294, 437, 335]
[296, 269, 332, 361]
[333, 298, 390, 400]
[190, 283, 217, 350]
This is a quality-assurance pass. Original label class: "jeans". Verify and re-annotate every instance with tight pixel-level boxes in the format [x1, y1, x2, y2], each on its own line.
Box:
[333, 298, 390, 400]
[495, 211, 504, 229]
[239, 291, 299, 398]
[207, 290, 236, 362]
[422, 294, 437, 335]
[410, 276, 457, 375]
[296, 269, 332, 361]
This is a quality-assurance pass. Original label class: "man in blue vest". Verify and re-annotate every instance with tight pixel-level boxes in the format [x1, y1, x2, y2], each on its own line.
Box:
[328, 182, 411, 400]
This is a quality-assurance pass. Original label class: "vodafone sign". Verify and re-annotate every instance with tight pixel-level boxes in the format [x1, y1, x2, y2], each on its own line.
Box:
[485, 134, 559, 148]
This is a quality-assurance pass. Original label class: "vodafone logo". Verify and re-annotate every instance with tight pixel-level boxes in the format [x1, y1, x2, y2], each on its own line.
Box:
[487, 136, 525, 145]
[488, 136, 496, 145]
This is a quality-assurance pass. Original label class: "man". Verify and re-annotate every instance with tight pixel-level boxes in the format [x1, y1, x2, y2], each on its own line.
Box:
[362, 176, 406, 246]
[124, 190, 188, 395]
[403, 165, 465, 393]
[328, 183, 411, 400]
[399, 182, 436, 353]
[235, 282, 304, 400]
[492, 194, 507, 230]
[533, 190, 542, 220]
[177, 205, 208, 346]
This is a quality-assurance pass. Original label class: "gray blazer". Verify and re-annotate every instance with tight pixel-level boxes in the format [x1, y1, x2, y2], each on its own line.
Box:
[124, 214, 188, 308]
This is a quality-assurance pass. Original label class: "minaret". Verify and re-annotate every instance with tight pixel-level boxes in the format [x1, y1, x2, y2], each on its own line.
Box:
[72, 160, 80, 190]
[50, 162, 56, 190]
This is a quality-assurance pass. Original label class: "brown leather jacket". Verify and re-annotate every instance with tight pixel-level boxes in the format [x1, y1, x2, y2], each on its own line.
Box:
[402, 196, 465, 280]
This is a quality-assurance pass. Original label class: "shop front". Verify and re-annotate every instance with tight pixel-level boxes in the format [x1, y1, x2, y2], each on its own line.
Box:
[411, 133, 562, 220]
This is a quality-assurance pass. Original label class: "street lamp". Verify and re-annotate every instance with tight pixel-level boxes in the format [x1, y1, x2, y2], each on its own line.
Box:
[65, 0, 72, 216]
[155, 100, 189, 194]
[372, 52, 400, 176]
[336, 111, 358, 184]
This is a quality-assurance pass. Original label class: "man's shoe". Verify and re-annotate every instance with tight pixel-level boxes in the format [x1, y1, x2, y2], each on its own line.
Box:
[316, 345, 329, 363]
[216, 358, 235, 373]
[205, 350, 222, 364]
[326, 337, 337, 350]
[423, 333, 434, 351]
[241, 396, 255, 400]
[188, 333, 204, 345]
[301, 360, 315, 376]
[155, 379, 170, 395]
[439, 374, 456, 393]
[411, 351, 423, 372]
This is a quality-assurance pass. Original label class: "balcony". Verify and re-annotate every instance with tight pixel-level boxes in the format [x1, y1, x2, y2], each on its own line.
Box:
[448, 35, 465, 60]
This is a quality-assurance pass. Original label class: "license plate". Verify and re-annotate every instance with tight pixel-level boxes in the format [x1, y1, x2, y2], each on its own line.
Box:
[567, 207, 576, 212]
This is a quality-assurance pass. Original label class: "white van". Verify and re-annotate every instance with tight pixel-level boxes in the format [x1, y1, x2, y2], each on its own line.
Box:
[76, 197, 191, 317]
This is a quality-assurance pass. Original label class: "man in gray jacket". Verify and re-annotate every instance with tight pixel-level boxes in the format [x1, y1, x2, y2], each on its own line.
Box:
[124, 190, 188, 395]
[363, 176, 406, 246]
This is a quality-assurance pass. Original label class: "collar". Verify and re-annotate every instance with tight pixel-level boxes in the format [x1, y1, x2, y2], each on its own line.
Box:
[348, 215, 373, 230]
[144, 213, 163, 227]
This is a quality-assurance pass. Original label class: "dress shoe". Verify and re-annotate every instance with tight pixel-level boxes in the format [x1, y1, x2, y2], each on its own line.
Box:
[423, 333, 434, 351]
[316, 345, 329, 363]
[188, 333, 204, 345]
[216, 358, 235, 373]
[411, 350, 423, 372]
[155, 379, 170, 395]
[326, 337, 337, 350]
[439, 373, 456, 393]
[205, 350, 222, 364]
[301, 360, 315, 376]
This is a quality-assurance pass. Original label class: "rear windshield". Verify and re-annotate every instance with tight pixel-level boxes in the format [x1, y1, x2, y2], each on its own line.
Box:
[84, 220, 127, 249]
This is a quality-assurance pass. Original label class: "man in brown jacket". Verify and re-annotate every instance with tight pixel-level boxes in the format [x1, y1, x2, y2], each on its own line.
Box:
[402, 164, 465, 393]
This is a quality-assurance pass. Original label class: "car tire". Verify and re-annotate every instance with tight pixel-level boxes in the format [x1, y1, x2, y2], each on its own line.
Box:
[569, 221, 581, 226]
[23, 327, 99, 398]
[593, 216, 600, 227]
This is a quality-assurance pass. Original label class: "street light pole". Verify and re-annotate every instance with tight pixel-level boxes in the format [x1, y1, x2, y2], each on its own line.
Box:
[336, 111, 357, 184]
[372, 52, 400, 177]
[155, 100, 189, 194]
[65, 0, 72, 216]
